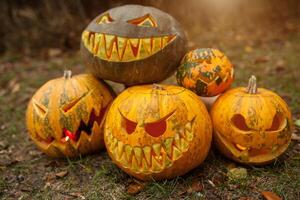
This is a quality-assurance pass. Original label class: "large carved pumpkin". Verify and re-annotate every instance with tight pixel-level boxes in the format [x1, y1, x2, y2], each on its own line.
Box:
[104, 84, 212, 180]
[26, 71, 114, 157]
[81, 4, 187, 86]
[210, 76, 293, 165]
[177, 48, 234, 96]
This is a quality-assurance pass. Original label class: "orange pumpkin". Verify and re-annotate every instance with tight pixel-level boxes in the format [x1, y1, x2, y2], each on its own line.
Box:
[177, 48, 234, 97]
[104, 84, 212, 180]
[26, 71, 114, 157]
[210, 76, 293, 165]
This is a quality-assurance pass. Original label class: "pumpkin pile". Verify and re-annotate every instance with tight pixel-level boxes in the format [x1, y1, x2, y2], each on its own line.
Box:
[26, 4, 293, 181]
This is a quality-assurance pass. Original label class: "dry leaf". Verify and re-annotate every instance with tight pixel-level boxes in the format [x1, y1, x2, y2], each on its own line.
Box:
[69, 192, 86, 199]
[55, 170, 68, 178]
[291, 133, 300, 142]
[275, 59, 285, 72]
[187, 181, 203, 193]
[48, 48, 62, 58]
[126, 182, 145, 195]
[11, 83, 20, 93]
[254, 56, 270, 64]
[244, 46, 253, 53]
[261, 191, 282, 200]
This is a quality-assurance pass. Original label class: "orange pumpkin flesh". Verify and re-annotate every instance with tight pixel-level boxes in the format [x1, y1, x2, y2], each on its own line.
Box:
[210, 76, 293, 165]
[177, 48, 234, 97]
[104, 84, 212, 180]
[26, 71, 114, 157]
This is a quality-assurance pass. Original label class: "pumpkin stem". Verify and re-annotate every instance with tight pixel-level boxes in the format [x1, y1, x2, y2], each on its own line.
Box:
[63, 70, 72, 79]
[247, 75, 257, 94]
[152, 84, 165, 90]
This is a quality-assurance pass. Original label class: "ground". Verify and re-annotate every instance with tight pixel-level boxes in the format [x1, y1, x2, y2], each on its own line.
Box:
[0, 17, 300, 200]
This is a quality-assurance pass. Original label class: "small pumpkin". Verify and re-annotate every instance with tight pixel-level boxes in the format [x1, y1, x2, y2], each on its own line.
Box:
[177, 48, 234, 97]
[104, 84, 212, 180]
[81, 4, 187, 86]
[210, 75, 293, 165]
[26, 71, 114, 157]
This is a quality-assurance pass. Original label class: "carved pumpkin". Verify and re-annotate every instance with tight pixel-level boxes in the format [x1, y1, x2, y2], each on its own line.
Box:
[104, 84, 212, 180]
[210, 76, 293, 165]
[81, 4, 187, 86]
[177, 48, 234, 96]
[26, 71, 114, 157]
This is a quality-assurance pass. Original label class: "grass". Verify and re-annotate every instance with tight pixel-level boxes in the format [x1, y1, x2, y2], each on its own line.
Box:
[1, 21, 300, 200]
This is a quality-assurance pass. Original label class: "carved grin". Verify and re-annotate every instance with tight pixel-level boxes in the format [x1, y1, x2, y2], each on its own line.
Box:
[82, 30, 177, 62]
[105, 119, 194, 174]
[35, 108, 106, 148]
[215, 118, 290, 162]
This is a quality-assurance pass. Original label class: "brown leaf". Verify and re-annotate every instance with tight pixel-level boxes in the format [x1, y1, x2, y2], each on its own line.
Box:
[275, 59, 286, 72]
[55, 170, 68, 178]
[254, 56, 270, 64]
[69, 192, 86, 199]
[126, 182, 145, 195]
[8, 78, 20, 93]
[48, 48, 62, 58]
[244, 46, 253, 53]
[292, 133, 300, 142]
[261, 191, 282, 200]
[11, 83, 20, 93]
[187, 181, 203, 193]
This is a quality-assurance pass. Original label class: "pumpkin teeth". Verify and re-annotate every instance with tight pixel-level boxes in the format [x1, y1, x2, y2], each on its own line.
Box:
[82, 30, 177, 62]
[107, 119, 194, 174]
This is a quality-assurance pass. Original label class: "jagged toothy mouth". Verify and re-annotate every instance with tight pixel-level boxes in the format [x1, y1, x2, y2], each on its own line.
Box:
[36, 108, 106, 145]
[82, 30, 177, 62]
[105, 120, 194, 174]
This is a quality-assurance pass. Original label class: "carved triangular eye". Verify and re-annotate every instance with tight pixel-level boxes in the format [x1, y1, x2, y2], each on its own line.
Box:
[144, 110, 175, 137]
[33, 99, 47, 116]
[231, 114, 251, 131]
[96, 13, 114, 24]
[119, 110, 137, 134]
[61, 92, 88, 113]
[266, 113, 285, 131]
[127, 14, 157, 27]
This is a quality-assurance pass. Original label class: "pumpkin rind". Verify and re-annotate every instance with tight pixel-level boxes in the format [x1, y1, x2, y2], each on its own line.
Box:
[26, 72, 114, 157]
[80, 4, 187, 86]
[104, 84, 212, 180]
[177, 48, 234, 96]
[210, 76, 293, 165]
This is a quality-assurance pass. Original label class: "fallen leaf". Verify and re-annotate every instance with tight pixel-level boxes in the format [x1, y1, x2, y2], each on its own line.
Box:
[69, 192, 86, 199]
[227, 167, 247, 180]
[48, 48, 62, 58]
[11, 83, 20, 93]
[254, 56, 270, 64]
[244, 46, 253, 53]
[275, 59, 285, 72]
[55, 170, 68, 178]
[187, 181, 203, 193]
[261, 191, 282, 200]
[291, 133, 300, 142]
[126, 182, 145, 195]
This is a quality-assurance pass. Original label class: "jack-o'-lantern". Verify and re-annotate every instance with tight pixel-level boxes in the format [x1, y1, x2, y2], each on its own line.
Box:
[210, 76, 293, 165]
[177, 48, 234, 96]
[26, 71, 114, 157]
[104, 84, 212, 180]
[81, 4, 187, 86]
